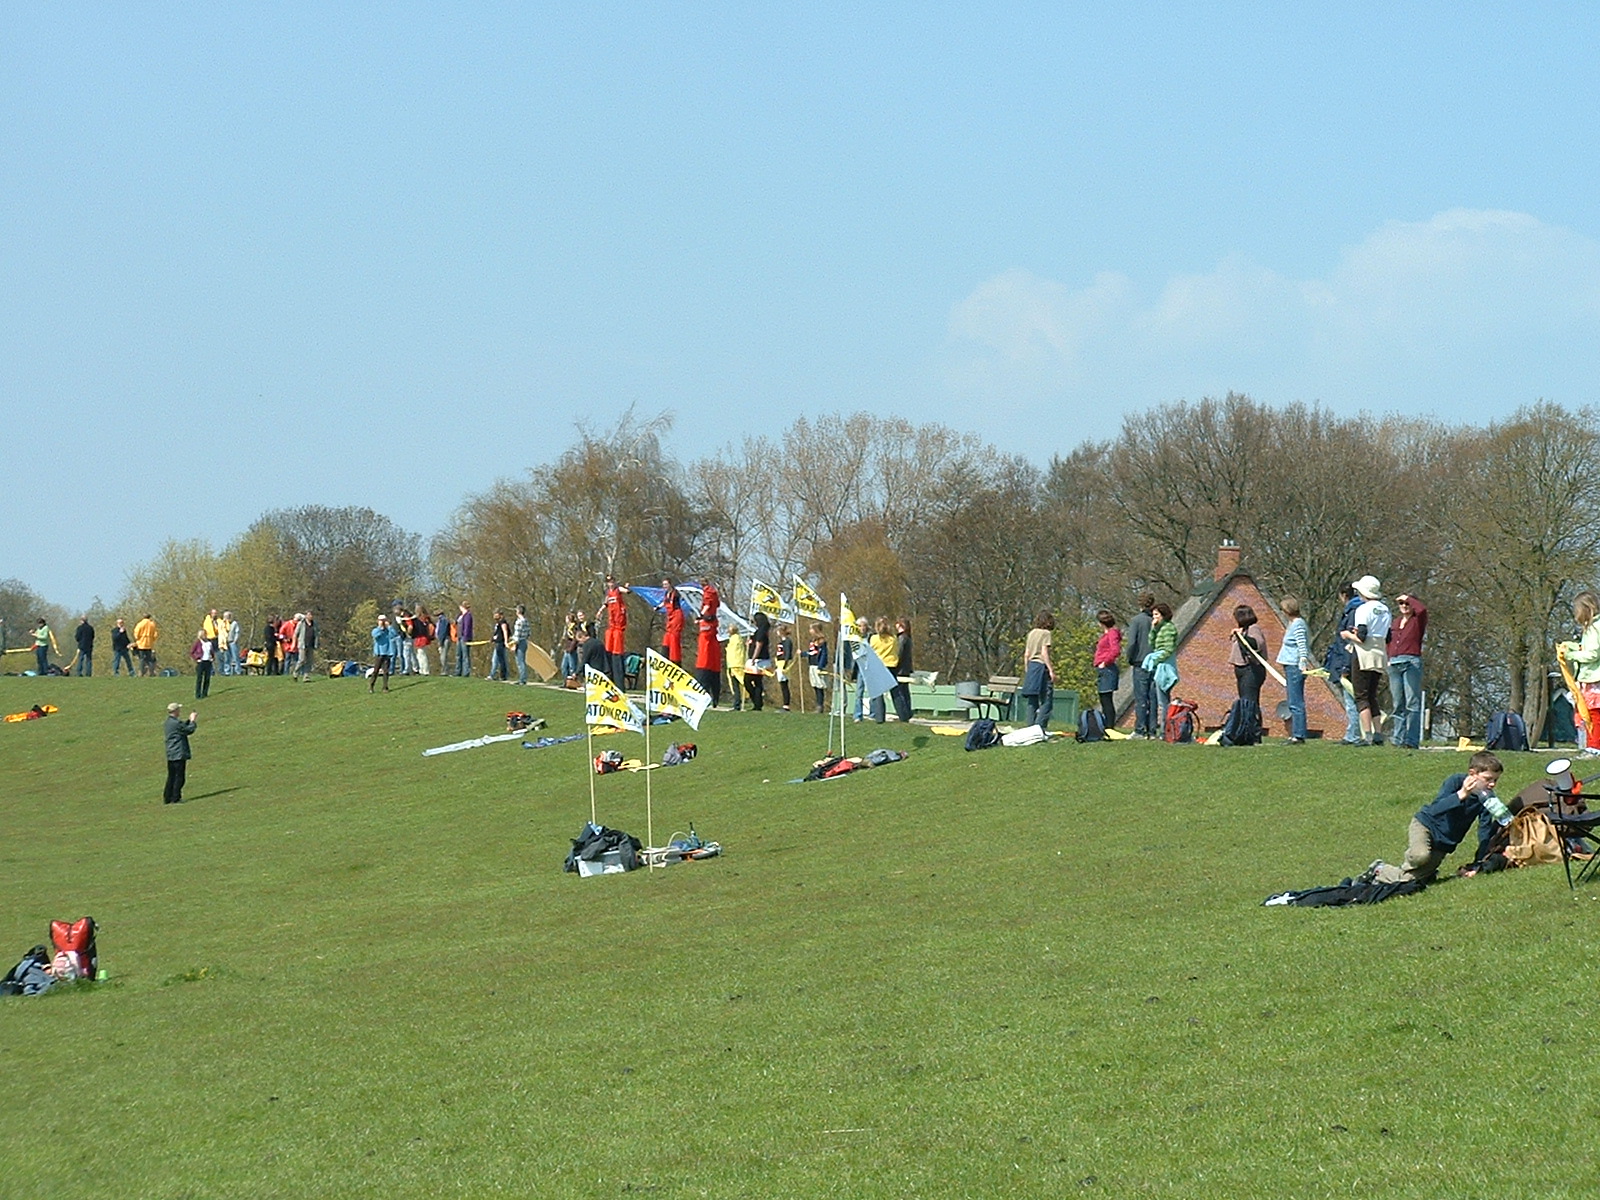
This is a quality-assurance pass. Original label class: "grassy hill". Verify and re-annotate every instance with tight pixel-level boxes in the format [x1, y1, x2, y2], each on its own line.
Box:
[1, 674, 1595, 1198]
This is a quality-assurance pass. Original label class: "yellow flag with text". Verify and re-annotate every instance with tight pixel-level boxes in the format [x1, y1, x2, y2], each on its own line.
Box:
[792, 577, 832, 622]
[585, 666, 645, 733]
[646, 649, 711, 730]
[750, 580, 795, 622]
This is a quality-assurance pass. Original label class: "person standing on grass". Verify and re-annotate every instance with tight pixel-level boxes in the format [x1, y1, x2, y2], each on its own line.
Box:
[134, 612, 159, 676]
[163, 702, 198, 804]
[488, 609, 510, 681]
[892, 617, 915, 723]
[867, 617, 897, 723]
[1022, 611, 1057, 730]
[1325, 583, 1364, 744]
[435, 608, 454, 676]
[724, 624, 747, 711]
[513, 604, 530, 685]
[1146, 602, 1178, 732]
[32, 618, 56, 675]
[111, 617, 136, 677]
[804, 622, 830, 712]
[1340, 576, 1391, 746]
[192, 629, 214, 699]
[455, 603, 475, 678]
[370, 613, 396, 692]
[1387, 592, 1429, 749]
[1277, 596, 1311, 744]
[1557, 590, 1600, 758]
[74, 615, 95, 676]
[1092, 610, 1121, 731]
[1126, 593, 1156, 738]
[411, 606, 433, 676]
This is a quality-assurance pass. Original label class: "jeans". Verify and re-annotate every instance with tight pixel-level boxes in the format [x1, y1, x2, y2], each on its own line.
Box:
[490, 644, 509, 681]
[1132, 667, 1156, 736]
[35, 645, 48, 673]
[854, 676, 867, 720]
[516, 639, 528, 685]
[222, 645, 239, 676]
[1387, 655, 1423, 747]
[457, 643, 472, 677]
[113, 648, 135, 676]
[1154, 683, 1172, 738]
[1336, 676, 1361, 742]
[75, 651, 92, 677]
[1284, 663, 1307, 739]
[560, 649, 578, 680]
[1027, 686, 1053, 731]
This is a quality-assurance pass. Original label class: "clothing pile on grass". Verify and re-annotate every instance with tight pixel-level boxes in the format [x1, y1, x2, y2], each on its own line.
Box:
[2, 918, 100, 996]
[593, 743, 697, 774]
[964, 720, 1067, 750]
[564, 822, 721, 876]
[5, 704, 58, 723]
[801, 747, 908, 781]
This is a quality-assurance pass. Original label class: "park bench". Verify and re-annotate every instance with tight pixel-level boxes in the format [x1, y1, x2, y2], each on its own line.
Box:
[957, 676, 1020, 721]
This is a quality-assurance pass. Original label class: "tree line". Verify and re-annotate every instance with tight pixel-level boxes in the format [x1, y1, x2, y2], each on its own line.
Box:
[22, 397, 1595, 738]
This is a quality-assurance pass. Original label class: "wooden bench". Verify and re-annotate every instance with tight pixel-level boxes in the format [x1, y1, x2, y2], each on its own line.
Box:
[958, 675, 1020, 721]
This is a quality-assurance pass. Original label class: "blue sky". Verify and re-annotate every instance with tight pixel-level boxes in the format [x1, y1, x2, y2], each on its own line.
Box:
[5, 4, 1600, 608]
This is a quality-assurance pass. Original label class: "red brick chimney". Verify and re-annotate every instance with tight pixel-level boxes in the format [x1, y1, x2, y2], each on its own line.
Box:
[1215, 540, 1241, 581]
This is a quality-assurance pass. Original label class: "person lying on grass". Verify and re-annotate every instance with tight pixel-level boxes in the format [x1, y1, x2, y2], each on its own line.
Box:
[1367, 751, 1511, 885]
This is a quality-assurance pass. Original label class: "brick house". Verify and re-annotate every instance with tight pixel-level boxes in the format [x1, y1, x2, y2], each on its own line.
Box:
[1115, 543, 1347, 738]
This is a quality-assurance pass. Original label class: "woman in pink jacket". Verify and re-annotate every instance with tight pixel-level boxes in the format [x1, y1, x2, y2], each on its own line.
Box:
[1093, 610, 1122, 730]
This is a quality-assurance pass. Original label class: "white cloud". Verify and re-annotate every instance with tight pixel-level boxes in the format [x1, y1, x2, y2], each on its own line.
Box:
[946, 209, 1600, 445]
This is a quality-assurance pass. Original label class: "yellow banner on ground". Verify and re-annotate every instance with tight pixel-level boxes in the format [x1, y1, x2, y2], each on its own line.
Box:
[585, 666, 644, 733]
[645, 649, 710, 730]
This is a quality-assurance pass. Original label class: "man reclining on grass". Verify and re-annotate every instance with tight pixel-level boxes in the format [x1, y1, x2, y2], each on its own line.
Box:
[1365, 751, 1511, 885]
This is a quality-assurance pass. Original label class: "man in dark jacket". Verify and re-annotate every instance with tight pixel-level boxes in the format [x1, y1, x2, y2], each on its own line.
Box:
[1323, 583, 1363, 744]
[1125, 593, 1156, 738]
[74, 616, 95, 677]
[163, 702, 198, 804]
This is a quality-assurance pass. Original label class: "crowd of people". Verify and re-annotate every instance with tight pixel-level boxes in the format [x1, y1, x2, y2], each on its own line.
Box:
[1085, 575, 1434, 746]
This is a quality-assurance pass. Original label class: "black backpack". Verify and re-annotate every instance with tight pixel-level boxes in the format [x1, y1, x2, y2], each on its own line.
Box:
[1077, 709, 1106, 742]
[965, 719, 1001, 751]
[1219, 698, 1262, 746]
[1486, 711, 1529, 752]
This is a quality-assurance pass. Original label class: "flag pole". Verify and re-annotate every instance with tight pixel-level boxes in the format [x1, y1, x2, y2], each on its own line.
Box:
[643, 659, 654, 864]
[587, 725, 597, 826]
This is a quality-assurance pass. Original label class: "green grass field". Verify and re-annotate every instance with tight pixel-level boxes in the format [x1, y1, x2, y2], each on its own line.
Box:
[2, 673, 1597, 1198]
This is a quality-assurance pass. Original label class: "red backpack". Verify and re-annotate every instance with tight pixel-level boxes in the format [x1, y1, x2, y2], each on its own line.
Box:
[1164, 699, 1199, 743]
[50, 917, 98, 980]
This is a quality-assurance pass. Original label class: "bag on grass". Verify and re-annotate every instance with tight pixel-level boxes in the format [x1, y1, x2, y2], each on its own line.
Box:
[593, 749, 625, 775]
[965, 719, 1002, 751]
[1078, 709, 1106, 742]
[1486, 710, 1529, 752]
[1505, 808, 1563, 866]
[1165, 699, 1198, 743]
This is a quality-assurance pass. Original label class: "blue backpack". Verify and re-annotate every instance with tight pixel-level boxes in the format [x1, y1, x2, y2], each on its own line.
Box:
[1077, 709, 1106, 742]
[965, 719, 1001, 751]
[1219, 698, 1262, 746]
[1485, 711, 1529, 752]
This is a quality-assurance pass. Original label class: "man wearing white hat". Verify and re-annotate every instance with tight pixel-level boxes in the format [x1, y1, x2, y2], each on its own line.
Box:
[1340, 575, 1392, 746]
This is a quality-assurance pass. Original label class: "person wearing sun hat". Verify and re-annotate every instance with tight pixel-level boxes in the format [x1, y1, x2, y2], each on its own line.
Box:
[1340, 575, 1392, 745]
